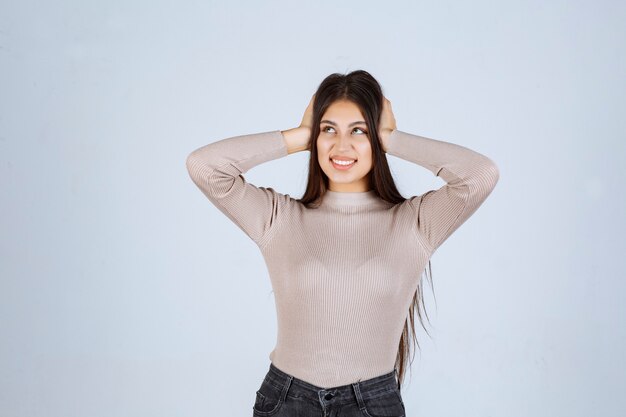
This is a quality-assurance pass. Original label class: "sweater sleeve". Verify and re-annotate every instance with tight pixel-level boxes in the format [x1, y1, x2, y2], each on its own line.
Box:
[185, 130, 290, 247]
[385, 129, 500, 253]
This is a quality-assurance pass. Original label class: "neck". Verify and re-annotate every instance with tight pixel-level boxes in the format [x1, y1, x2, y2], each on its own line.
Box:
[321, 189, 381, 207]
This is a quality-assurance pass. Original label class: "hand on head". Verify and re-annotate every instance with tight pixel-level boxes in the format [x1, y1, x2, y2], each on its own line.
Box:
[300, 93, 315, 131]
[378, 97, 397, 151]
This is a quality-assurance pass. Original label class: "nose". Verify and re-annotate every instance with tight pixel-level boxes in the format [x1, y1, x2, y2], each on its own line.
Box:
[335, 132, 352, 151]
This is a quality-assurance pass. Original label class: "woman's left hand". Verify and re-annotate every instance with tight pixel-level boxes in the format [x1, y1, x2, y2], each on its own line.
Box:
[378, 97, 396, 152]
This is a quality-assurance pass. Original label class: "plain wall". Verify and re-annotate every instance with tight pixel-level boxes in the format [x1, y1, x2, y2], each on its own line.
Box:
[1, 1, 624, 416]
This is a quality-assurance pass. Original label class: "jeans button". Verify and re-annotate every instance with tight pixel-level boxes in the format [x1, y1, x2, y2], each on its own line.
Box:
[324, 392, 334, 400]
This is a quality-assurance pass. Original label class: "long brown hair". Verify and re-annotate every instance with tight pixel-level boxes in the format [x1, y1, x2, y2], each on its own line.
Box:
[296, 69, 435, 388]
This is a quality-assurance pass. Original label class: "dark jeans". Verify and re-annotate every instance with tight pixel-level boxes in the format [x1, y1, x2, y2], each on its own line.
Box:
[252, 362, 406, 417]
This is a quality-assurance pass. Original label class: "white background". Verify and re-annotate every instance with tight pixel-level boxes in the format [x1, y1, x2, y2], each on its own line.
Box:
[1, 1, 624, 416]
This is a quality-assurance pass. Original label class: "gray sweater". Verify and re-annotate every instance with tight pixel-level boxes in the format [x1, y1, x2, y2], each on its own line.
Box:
[186, 129, 499, 388]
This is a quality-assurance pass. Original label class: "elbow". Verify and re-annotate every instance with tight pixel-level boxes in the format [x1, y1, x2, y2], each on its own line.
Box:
[186, 150, 233, 198]
[185, 150, 214, 186]
[185, 151, 200, 181]
[185, 151, 197, 171]
[485, 158, 500, 188]
[477, 158, 500, 196]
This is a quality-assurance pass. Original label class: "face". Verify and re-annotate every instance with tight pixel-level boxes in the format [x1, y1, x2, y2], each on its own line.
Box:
[317, 99, 373, 192]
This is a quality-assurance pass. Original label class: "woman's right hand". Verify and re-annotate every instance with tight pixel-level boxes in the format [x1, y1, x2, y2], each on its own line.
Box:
[299, 93, 315, 130]
[281, 94, 315, 154]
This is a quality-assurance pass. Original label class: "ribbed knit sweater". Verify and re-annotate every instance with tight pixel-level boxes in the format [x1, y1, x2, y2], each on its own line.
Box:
[185, 129, 499, 388]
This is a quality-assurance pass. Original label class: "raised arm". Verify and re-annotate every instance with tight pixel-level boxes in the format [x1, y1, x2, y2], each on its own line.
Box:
[185, 97, 314, 247]
[185, 130, 291, 247]
[379, 100, 499, 253]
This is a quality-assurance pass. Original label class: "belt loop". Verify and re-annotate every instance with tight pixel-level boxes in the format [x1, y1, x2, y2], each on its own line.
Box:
[280, 375, 293, 402]
[351, 382, 366, 410]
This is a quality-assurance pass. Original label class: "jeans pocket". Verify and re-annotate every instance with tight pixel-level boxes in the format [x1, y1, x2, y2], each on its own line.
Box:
[360, 388, 405, 417]
[252, 379, 286, 416]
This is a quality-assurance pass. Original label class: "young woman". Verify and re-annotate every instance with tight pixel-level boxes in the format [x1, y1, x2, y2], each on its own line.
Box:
[186, 70, 499, 417]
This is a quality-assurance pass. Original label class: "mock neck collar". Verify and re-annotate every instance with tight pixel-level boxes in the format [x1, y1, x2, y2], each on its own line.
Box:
[321, 189, 381, 207]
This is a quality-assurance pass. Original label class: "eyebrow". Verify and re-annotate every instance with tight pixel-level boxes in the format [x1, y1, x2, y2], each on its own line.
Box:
[320, 120, 367, 127]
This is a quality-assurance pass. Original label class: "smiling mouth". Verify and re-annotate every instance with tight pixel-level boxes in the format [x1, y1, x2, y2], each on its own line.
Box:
[330, 157, 357, 162]
[330, 157, 357, 169]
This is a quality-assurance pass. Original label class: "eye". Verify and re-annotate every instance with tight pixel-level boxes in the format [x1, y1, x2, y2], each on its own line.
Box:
[321, 126, 367, 134]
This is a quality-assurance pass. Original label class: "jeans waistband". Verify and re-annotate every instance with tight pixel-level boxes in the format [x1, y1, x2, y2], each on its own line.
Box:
[264, 362, 400, 406]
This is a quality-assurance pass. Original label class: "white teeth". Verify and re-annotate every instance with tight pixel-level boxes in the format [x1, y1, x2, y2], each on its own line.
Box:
[332, 159, 356, 166]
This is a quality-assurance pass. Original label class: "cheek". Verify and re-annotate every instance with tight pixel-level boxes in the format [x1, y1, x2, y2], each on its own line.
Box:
[359, 144, 373, 162]
[316, 139, 324, 153]
[317, 141, 332, 160]
[359, 151, 373, 171]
